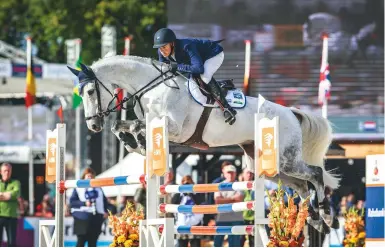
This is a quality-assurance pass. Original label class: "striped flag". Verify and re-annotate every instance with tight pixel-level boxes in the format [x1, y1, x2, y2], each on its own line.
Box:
[359, 121, 377, 132]
[25, 41, 36, 108]
[318, 35, 331, 105]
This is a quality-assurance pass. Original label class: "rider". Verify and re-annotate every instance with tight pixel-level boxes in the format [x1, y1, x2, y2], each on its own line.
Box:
[153, 28, 237, 125]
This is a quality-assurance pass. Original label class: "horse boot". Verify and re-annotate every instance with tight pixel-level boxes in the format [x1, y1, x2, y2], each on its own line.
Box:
[207, 79, 237, 125]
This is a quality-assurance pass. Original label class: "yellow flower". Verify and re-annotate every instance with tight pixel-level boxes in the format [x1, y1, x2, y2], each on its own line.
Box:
[358, 232, 366, 239]
[124, 240, 133, 247]
[279, 241, 289, 246]
[129, 234, 139, 241]
[109, 242, 116, 247]
[117, 234, 127, 243]
[350, 237, 358, 244]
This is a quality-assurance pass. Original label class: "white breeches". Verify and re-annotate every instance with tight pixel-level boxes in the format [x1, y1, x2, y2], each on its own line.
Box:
[200, 51, 224, 84]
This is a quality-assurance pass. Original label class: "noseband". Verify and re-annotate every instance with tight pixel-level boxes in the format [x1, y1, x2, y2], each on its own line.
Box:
[82, 60, 178, 121]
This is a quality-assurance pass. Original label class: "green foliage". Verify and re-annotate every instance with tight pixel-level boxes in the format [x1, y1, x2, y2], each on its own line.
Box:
[0, 0, 166, 63]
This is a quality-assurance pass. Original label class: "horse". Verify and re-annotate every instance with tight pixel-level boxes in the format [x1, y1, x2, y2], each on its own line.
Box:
[67, 55, 340, 233]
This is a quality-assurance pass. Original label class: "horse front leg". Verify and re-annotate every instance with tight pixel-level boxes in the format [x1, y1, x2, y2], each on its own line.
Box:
[112, 120, 146, 155]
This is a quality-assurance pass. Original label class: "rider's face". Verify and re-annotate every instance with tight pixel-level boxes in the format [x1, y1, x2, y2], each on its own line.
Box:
[159, 43, 172, 57]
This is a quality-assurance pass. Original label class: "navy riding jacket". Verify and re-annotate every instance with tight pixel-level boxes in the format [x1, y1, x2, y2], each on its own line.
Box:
[158, 38, 223, 74]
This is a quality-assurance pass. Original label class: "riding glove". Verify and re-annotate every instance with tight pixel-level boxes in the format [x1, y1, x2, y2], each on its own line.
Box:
[169, 61, 178, 73]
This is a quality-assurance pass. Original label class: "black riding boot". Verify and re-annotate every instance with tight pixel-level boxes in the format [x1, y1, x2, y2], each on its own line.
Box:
[207, 79, 237, 125]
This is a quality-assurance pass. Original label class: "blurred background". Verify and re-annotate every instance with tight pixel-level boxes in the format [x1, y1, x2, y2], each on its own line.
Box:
[0, 0, 383, 246]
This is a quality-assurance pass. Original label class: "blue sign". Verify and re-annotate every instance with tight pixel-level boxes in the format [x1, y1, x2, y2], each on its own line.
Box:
[12, 63, 42, 78]
[366, 155, 385, 245]
[366, 186, 385, 239]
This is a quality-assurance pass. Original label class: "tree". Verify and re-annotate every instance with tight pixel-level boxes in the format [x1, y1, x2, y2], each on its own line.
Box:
[0, 0, 167, 64]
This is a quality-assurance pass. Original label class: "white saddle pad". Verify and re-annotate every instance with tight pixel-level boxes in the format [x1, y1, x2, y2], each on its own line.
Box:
[187, 78, 246, 109]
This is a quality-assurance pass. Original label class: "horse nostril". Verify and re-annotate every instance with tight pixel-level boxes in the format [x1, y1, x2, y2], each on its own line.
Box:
[92, 124, 98, 130]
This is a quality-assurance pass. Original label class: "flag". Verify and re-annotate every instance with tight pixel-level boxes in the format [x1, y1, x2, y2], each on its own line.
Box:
[72, 56, 83, 109]
[25, 56, 36, 108]
[56, 105, 64, 123]
[318, 61, 331, 105]
[359, 121, 377, 132]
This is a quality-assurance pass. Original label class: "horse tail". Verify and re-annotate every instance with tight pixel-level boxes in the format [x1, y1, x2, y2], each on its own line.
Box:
[290, 108, 340, 189]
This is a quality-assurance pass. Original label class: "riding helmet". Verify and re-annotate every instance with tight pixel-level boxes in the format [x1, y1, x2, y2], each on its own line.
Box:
[153, 28, 177, 48]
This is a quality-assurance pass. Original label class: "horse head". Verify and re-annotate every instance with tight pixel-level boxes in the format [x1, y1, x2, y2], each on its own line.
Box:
[68, 63, 116, 133]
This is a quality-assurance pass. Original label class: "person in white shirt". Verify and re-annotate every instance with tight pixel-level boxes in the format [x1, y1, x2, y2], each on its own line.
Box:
[214, 164, 244, 247]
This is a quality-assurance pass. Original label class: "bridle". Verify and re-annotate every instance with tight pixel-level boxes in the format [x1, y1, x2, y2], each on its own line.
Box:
[81, 60, 178, 121]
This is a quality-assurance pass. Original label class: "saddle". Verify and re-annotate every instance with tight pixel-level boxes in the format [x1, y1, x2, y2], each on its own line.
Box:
[193, 76, 235, 99]
[181, 76, 236, 150]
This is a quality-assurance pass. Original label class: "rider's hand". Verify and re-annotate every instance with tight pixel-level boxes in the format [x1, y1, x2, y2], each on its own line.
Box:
[169, 62, 178, 73]
[85, 201, 92, 207]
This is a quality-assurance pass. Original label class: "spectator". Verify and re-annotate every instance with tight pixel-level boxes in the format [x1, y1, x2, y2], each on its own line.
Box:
[338, 196, 348, 216]
[0, 162, 21, 247]
[356, 200, 365, 211]
[172, 175, 204, 247]
[213, 164, 244, 247]
[212, 161, 233, 184]
[208, 161, 231, 204]
[106, 197, 117, 215]
[69, 168, 109, 247]
[17, 197, 28, 217]
[134, 171, 174, 218]
[325, 186, 338, 217]
[346, 193, 355, 209]
[207, 161, 234, 225]
[241, 168, 255, 247]
[35, 194, 54, 218]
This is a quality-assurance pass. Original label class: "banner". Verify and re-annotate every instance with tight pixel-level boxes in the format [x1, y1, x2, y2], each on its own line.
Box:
[12, 63, 42, 78]
[0, 146, 30, 163]
[255, 112, 279, 177]
[366, 154, 385, 246]
[147, 116, 169, 177]
[0, 60, 12, 77]
[274, 25, 303, 48]
[42, 63, 73, 79]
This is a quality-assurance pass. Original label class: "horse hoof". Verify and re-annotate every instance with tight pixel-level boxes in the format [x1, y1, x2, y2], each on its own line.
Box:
[140, 148, 146, 156]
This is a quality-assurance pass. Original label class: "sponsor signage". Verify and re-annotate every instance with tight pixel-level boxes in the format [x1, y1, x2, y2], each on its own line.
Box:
[0, 146, 31, 163]
[42, 63, 73, 79]
[12, 63, 42, 78]
[366, 154, 385, 246]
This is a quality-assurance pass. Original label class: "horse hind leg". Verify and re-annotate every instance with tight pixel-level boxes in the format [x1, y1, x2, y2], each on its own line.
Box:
[240, 143, 329, 233]
[280, 159, 334, 228]
[270, 174, 330, 234]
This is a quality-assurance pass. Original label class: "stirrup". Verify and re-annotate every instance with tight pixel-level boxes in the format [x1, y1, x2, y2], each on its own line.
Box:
[223, 108, 236, 125]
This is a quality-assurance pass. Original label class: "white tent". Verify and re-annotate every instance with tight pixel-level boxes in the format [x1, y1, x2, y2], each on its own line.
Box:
[96, 152, 146, 197]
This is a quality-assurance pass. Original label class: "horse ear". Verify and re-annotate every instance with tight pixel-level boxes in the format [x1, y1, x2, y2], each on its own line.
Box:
[80, 63, 89, 73]
[67, 66, 80, 76]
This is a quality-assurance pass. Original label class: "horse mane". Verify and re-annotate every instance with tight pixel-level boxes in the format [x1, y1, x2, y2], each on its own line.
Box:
[91, 55, 162, 71]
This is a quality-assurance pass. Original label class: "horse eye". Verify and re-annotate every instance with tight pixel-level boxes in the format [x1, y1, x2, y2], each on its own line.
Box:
[87, 89, 95, 95]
